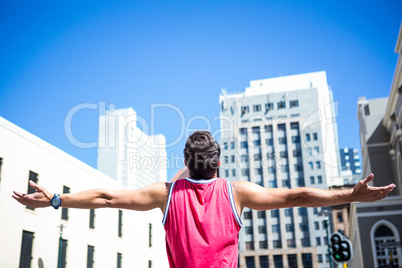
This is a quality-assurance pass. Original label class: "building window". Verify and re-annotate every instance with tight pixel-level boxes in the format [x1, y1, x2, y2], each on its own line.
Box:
[305, 133, 311, 142]
[241, 106, 249, 114]
[300, 223, 309, 231]
[241, 169, 250, 176]
[273, 240, 282, 249]
[258, 226, 267, 234]
[148, 223, 153, 247]
[225, 170, 229, 177]
[148, 260, 152, 268]
[372, 221, 400, 267]
[282, 179, 290, 188]
[292, 136, 300, 143]
[230, 142, 235, 149]
[302, 253, 313, 268]
[290, 122, 299, 129]
[289, 100, 299, 108]
[253, 154, 261, 161]
[271, 209, 279, 218]
[266, 138, 274, 145]
[318, 254, 323, 263]
[118, 210, 123, 237]
[294, 164, 303, 172]
[310, 176, 315, 184]
[231, 155, 235, 163]
[313, 133, 318, 140]
[245, 256, 255, 268]
[313, 207, 318, 214]
[316, 161, 321, 169]
[241, 155, 248, 163]
[272, 224, 281, 233]
[317, 175, 323, 184]
[316, 237, 321, 246]
[284, 208, 292, 217]
[281, 165, 289, 173]
[244, 211, 252, 219]
[265, 102, 274, 112]
[253, 104, 262, 112]
[116, 253, 123, 268]
[62, 186, 70, 220]
[26, 171, 39, 210]
[231, 169, 236, 177]
[116, 253, 122, 268]
[257, 211, 266, 218]
[58, 239, 68, 268]
[314, 146, 319, 154]
[364, 104, 370, 116]
[324, 236, 328, 245]
[308, 162, 313, 170]
[287, 239, 296, 248]
[277, 101, 286, 109]
[298, 207, 307, 216]
[87, 245, 95, 268]
[279, 151, 288, 158]
[89, 209, 95, 229]
[267, 152, 275, 159]
[0, 157, 3, 182]
[223, 156, 229, 164]
[278, 137, 287, 144]
[253, 140, 261, 147]
[245, 226, 253, 234]
[254, 168, 262, 175]
[19, 230, 34, 268]
[265, 125, 273, 132]
[297, 177, 305, 187]
[288, 254, 297, 267]
[286, 224, 294, 232]
[337, 212, 343, 223]
[274, 255, 283, 267]
[223, 142, 228, 150]
[245, 242, 254, 250]
[293, 150, 301, 157]
[269, 180, 277, 188]
[301, 238, 311, 247]
[314, 221, 320, 230]
[240, 141, 248, 149]
[260, 256, 269, 268]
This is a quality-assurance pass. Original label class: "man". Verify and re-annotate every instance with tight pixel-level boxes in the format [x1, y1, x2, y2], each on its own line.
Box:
[13, 131, 395, 267]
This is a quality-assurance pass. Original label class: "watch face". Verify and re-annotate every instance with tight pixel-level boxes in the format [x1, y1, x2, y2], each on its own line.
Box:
[52, 198, 61, 207]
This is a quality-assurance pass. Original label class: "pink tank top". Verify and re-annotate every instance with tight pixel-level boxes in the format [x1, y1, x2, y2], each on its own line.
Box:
[162, 177, 243, 268]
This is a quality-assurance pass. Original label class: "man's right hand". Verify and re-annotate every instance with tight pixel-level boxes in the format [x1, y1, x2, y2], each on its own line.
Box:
[12, 180, 53, 208]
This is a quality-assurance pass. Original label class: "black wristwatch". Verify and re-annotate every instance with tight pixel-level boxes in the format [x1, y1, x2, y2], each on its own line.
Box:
[51, 194, 61, 209]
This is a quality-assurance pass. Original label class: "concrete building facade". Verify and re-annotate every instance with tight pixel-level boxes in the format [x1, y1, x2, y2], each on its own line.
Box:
[0, 117, 169, 268]
[219, 71, 340, 268]
[339, 148, 362, 175]
[97, 107, 167, 189]
[350, 23, 402, 268]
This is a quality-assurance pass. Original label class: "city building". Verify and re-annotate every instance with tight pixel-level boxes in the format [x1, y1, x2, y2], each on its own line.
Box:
[0, 116, 169, 268]
[339, 148, 362, 175]
[350, 22, 402, 268]
[219, 71, 340, 268]
[97, 107, 167, 188]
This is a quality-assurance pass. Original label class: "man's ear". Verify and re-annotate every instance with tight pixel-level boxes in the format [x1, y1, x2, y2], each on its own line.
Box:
[184, 160, 187, 167]
[218, 159, 220, 167]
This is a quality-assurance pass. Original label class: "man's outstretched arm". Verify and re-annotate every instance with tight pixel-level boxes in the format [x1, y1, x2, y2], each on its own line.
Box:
[12, 180, 170, 212]
[233, 173, 396, 213]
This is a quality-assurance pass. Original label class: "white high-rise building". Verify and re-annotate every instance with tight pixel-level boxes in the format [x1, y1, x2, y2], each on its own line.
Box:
[219, 71, 340, 268]
[0, 116, 168, 268]
[97, 108, 167, 189]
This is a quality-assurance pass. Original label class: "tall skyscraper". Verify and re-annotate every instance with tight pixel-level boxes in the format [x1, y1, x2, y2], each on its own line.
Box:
[219, 71, 339, 268]
[339, 148, 362, 175]
[97, 108, 167, 188]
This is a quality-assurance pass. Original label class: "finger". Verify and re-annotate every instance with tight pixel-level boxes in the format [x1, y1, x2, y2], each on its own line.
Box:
[29, 180, 41, 191]
[13, 191, 26, 198]
[361, 173, 374, 184]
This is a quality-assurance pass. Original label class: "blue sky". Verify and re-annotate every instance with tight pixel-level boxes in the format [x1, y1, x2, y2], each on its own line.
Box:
[1, 0, 401, 180]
